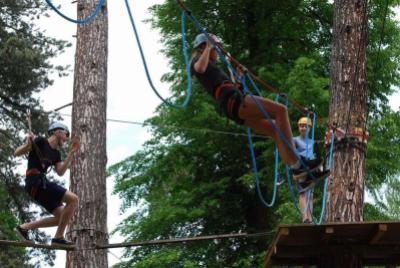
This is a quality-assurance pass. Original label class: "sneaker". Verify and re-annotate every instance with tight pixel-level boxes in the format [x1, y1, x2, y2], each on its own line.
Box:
[304, 169, 330, 183]
[298, 181, 314, 193]
[15, 226, 31, 241]
[298, 169, 330, 193]
[51, 237, 75, 247]
[292, 157, 323, 182]
[303, 219, 313, 224]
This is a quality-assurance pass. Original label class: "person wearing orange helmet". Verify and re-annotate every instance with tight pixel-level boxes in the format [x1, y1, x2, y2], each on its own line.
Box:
[294, 117, 317, 223]
[190, 33, 329, 186]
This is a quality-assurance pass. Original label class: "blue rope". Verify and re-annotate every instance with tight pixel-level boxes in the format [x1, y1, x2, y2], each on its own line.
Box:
[246, 93, 288, 208]
[313, 132, 335, 225]
[303, 112, 317, 217]
[247, 128, 279, 208]
[123, 1, 192, 109]
[242, 73, 325, 181]
[45, 0, 104, 24]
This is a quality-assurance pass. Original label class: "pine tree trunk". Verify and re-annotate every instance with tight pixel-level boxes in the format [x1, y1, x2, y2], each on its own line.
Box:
[324, 0, 368, 267]
[67, 1, 108, 267]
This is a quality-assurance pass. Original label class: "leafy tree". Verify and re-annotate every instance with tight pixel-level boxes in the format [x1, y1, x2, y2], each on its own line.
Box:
[110, 0, 400, 267]
[0, 0, 70, 266]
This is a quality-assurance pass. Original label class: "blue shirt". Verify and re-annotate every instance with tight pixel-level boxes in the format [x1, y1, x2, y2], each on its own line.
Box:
[293, 136, 315, 159]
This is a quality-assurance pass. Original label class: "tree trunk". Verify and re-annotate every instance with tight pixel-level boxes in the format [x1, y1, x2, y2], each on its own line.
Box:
[67, 1, 108, 267]
[324, 0, 367, 267]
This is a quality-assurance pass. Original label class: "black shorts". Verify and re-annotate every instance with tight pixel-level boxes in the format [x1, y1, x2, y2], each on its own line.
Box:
[216, 85, 245, 124]
[25, 174, 66, 214]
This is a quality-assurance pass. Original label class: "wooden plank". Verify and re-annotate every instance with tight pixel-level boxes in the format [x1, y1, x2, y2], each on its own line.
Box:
[321, 226, 334, 244]
[265, 221, 400, 267]
[265, 227, 289, 268]
[369, 223, 387, 245]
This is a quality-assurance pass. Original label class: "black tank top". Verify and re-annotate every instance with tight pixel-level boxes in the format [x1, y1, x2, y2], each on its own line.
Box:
[27, 137, 61, 173]
[190, 56, 231, 96]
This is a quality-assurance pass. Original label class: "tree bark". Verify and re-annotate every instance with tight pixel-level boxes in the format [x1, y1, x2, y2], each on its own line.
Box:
[324, 0, 368, 267]
[67, 0, 108, 267]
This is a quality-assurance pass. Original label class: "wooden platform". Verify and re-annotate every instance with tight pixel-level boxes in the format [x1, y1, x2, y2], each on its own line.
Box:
[265, 221, 400, 267]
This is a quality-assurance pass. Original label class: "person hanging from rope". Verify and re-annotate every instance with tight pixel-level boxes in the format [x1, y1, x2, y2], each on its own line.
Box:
[190, 33, 329, 185]
[14, 122, 80, 246]
[294, 117, 317, 223]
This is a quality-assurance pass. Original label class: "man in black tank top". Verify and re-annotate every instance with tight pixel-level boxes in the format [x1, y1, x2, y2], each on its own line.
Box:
[14, 122, 80, 246]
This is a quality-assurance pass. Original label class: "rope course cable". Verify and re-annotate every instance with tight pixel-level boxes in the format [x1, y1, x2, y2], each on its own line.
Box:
[0, 231, 274, 250]
[45, 0, 104, 24]
[58, 112, 272, 139]
[94, 231, 274, 249]
[123, 0, 192, 109]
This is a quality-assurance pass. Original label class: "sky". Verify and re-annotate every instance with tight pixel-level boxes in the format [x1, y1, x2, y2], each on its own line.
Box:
[32, 1, 399, 267]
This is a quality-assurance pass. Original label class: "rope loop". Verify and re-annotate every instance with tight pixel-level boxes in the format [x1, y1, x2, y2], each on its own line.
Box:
[45, 0, 104, 24]
[123, 0, 192, 109]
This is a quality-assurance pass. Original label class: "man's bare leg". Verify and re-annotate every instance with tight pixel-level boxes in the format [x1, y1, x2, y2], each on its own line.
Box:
[54, 191, 79, 239]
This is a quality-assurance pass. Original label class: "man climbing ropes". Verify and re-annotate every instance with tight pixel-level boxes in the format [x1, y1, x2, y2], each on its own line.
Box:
[14, 122, 80, 246]
[294, 117, 317, 223]
[190, 33, 329, 186]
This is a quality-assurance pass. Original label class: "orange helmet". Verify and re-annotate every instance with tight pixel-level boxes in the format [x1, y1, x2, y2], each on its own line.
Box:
[298, 117, 312, 126]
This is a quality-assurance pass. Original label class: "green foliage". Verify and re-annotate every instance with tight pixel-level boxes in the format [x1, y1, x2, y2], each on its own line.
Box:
[0, 0, 70, 266]
[110, 0, 400, 267]
[367, 109, 400, 190]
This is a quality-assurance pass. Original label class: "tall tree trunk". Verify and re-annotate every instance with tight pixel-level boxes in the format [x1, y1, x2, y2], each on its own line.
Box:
[324, 0, 368, 267]
[67, 1, 108, 267]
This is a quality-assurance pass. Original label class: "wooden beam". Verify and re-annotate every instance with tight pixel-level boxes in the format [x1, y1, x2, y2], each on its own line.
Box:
[272, 244, 400, 259]
[0, 240, 75, 250]
[321, 226, 334, 244]
[369, 224, 387, 245]
[265, 227, 289, 268]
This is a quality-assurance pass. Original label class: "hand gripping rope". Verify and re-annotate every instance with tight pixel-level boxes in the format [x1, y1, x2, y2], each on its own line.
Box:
[45, 0, 104, 24]
[124, 0, 192, 109]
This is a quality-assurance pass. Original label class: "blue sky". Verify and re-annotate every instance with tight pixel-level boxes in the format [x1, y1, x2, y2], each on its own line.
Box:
[33, 1, 399, 267]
